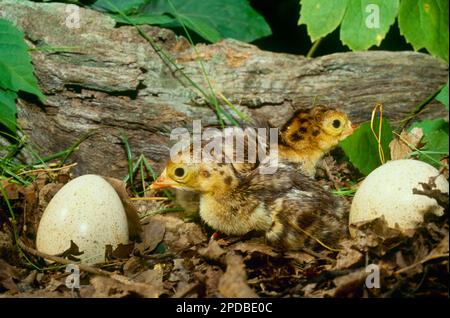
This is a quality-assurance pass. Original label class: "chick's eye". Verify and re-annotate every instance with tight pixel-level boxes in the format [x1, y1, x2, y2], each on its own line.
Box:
[332, 119, 341, 128]
[174, 167, 185, 178]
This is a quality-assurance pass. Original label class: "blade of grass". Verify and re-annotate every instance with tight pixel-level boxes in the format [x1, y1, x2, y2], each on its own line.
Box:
[167, 0, 241, 127]
[120, 134, 136, 192]
[141, 155, 175, 200]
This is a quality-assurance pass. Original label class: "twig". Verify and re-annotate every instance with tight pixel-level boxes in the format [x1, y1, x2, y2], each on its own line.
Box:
[129, 197, 169, 201]
[15, 163, 77, 177]
[300, 247, 336, 262]
[17, 239, 111, 277]
[395, 253, 449, 275]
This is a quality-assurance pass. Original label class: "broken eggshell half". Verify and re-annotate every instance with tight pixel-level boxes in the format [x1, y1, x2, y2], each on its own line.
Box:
[349, 159, 448, 237]
[36, 174, 129, 264]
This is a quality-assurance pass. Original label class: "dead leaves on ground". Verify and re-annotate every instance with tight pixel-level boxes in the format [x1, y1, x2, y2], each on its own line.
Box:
[0, 169, 448, 298]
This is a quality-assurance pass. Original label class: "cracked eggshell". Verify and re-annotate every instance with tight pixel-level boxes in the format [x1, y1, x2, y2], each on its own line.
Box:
[349, 159, 448, 236]
[36, 174, 129, 264]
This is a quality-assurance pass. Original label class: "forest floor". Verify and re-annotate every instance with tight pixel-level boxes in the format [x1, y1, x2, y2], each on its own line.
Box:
[0, 157, 448, 298]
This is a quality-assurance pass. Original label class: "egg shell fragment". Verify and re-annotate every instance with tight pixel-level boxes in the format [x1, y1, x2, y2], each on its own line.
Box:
[349, 159, 449, 236]
[36, 174, 129, 264]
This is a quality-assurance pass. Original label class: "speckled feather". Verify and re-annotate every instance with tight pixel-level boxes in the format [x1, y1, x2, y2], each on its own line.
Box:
[278, 105, 353, 177]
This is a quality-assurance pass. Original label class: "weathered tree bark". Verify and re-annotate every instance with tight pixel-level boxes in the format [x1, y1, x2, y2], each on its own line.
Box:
[1, 1, 448, 177]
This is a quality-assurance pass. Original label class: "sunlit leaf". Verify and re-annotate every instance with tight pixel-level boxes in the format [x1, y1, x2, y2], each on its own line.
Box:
[340, 0, 399, 50]
[143, 0, 272, 43]
[339, 119, 393, 175]
[298, 0, 348, 42]
[435, 81, 449, 110]
[0, 89, 17, 133]
[398, 0, 449, 62]
[0, 19, 45, 102]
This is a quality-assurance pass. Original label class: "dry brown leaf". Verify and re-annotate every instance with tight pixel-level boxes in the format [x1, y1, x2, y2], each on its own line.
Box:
[38, 183, 64, 210]
[90, 275, 163, 298]
[0, 259, 20, 293]
[133, 268, 164, 286]
[203, 267, 223, 297]
[44, 278, 66, 293]
[0, 228, 14, 259]
[102, 176, 142, 239]
[123, 256, 147, 277]
[106, 242, 135, 260]
[218, 252, 258, 298]
[152, 215, 207, 251]
[198, 239, 226, 261]
[331, 269, 367, 297]
[0, 180, 21, 200]
[335, 240, 364, 270]
[135, 217, 166, 254]
[389, 128, 423, 160]
[169, 259, 191, 283]
[231, 241, 278, 258]
[284, 251, 315, 264]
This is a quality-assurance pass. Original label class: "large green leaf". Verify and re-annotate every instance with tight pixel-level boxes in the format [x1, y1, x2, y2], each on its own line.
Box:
[112, 13, 174, 25]
[298, 0, 348, 42]
[436, 81, 449, 110]
[340, 0, 399, 50]
[411, 118, 449, 135]
[398, 0, 449, 62]
[93, 0, 149, 14]
[0, 19, 45, 102]
[0, 89, 18, 134]
[339, 119, 393, 175]
[299, 0, 398, 49]
[142, 0, 272, 43]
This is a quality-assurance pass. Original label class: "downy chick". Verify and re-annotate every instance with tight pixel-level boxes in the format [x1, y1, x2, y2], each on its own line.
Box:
[279, 105, 354, 177]
[151, 153, 347, 251]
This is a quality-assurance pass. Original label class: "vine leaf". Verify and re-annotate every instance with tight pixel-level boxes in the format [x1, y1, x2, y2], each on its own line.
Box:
[398, 0, 449, 62]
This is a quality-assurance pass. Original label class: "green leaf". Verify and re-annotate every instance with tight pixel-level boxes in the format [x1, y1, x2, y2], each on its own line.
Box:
[0, 19, 45, 102]
[340, 0, 399, 50]
[298, 0, 349, 42]
[339, 119, 393, 175]
[410, 118, 449, 167]
[398, 0, 449, 62]
[411, 118, 449, 135]
[93, 0, 149, 14]
[162, 14, 222, 43]
[111, 13, 174, 25]
[435, 81, 449, 110]
[418, 129, 449, 167]
[142, 0, 272, 43]
[0, 89, 18, 134]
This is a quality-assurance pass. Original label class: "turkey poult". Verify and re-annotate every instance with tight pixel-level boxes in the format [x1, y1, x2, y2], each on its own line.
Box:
[151, 150, 347, 252]
[278, 105, 354, 177]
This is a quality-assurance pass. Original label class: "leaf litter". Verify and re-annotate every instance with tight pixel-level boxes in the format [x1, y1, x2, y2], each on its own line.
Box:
[0, 165, 448, 298]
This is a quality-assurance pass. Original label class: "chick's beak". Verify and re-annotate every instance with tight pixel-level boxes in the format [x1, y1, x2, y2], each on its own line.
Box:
[341, 121, 356, 138]
[150, 170, 178, 190]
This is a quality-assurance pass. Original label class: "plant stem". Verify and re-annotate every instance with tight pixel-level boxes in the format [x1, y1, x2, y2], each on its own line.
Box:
[307, 38, 323, 58]
[398, 86, 443, 132]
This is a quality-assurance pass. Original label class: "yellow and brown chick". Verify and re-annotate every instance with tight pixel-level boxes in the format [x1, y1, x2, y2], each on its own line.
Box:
[278, 105, 354, 177]
[151, 154, 347, 252]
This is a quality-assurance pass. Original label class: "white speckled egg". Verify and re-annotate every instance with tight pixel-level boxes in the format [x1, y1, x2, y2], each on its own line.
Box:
[350, 159, 448, 236]
[36, 174, 129, 264]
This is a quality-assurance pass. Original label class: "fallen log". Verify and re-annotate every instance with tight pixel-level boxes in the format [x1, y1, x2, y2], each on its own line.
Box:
[1, 0, 448, 177]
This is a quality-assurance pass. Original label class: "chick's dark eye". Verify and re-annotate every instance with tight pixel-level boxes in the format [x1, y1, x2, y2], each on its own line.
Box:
[174, 167, 185, 177]
[332, 119, 341, 128]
